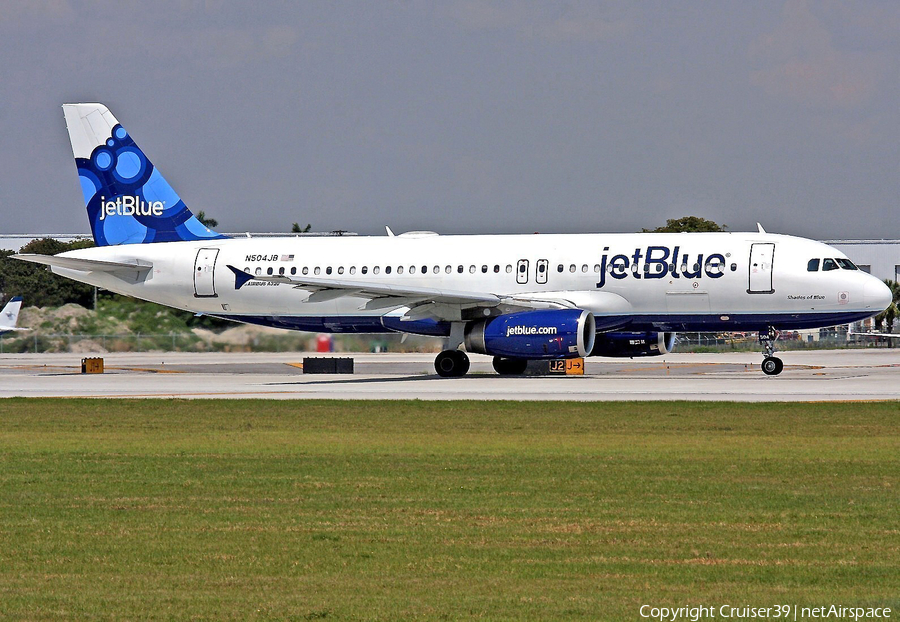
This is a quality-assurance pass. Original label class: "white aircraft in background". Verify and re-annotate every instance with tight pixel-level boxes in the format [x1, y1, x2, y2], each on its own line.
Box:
[12, 104, 893, 376]
[0, 297, 27, 335]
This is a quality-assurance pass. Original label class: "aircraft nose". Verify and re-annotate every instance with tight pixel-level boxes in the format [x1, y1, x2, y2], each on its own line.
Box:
[864, 278, 892, 311]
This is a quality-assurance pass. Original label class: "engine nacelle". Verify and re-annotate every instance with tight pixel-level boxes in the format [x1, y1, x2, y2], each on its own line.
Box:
[465, 309, 596, 359]
[590, 331, 676, 358]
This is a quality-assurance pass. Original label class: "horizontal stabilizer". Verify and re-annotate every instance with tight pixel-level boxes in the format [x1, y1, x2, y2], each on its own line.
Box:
[12, 254, 152, 274]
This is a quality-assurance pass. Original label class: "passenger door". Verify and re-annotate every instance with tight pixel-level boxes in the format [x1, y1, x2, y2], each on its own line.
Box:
[194, 248, 219, 297]
[748, 243, 775, 294]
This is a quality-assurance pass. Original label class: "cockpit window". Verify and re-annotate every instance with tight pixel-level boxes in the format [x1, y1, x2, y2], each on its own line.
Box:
[835, 258, 858, 270]
[807, 259, 820, 272]
[822, 258, 838, 271]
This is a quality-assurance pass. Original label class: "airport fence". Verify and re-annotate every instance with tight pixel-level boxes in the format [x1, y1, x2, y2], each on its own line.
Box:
[0, 331, 894, 355]
[0, 332, 444, 354]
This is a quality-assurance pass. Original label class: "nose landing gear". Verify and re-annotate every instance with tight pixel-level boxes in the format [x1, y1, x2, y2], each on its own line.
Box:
[759, 327, 784, 376]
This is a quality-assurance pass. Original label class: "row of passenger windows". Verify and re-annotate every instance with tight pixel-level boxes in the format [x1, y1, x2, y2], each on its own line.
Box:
[248, 261, 738, 277]
[807, 258, 859, 272]
[250, 264, 517, 277]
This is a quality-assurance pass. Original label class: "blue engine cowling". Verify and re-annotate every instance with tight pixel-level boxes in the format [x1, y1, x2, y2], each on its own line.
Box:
[590, 331, 676, 357]
[465, 309, 596, 359]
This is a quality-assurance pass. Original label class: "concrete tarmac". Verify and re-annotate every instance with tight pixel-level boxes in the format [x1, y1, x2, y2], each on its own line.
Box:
[0, 349, 898, 401]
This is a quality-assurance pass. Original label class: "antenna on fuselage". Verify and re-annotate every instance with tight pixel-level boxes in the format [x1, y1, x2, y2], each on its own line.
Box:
[385, 226, 395, 237]
[757, 223, 767, 233]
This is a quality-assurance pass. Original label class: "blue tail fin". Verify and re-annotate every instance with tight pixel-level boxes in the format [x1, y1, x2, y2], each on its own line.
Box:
[62, 103, 226, 246]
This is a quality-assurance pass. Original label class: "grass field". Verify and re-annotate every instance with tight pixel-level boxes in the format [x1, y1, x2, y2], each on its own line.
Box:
[0, 399, 897, 620]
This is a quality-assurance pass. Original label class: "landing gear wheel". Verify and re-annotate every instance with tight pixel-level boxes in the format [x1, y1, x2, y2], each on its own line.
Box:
[758, 327, 783, 376]
[492, 357, 528, 375]
[761, 356, 784, 376]
[435, 350, 470, 377]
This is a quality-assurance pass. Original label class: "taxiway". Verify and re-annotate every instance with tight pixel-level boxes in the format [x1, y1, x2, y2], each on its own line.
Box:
[0, 350, 897, 401]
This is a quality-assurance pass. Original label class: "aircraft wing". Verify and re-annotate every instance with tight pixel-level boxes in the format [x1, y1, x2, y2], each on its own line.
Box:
[226, 265, 575, 321]
[849, 331, 900, 339]
[12, 254, 153, 274]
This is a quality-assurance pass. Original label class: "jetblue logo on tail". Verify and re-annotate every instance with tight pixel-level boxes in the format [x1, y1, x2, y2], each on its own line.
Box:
[65, 104, 226, 247]
[99, 196, 164, 220]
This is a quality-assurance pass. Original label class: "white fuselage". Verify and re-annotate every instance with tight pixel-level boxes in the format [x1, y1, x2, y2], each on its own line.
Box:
[51, 231, 888, 337]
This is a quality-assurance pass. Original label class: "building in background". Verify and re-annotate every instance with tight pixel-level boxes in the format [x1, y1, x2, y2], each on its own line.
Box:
[826, 240, 900, 283]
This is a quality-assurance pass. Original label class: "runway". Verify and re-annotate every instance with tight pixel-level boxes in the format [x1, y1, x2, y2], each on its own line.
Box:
[1, 349, 898, 401]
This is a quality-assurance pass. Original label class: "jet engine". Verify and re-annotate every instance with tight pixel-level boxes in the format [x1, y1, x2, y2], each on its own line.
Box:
[590, 331, 676, 357]
[464, 309, 595, 359]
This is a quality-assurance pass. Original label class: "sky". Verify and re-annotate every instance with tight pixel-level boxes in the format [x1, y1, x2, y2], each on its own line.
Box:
[1, 0, 898, 239]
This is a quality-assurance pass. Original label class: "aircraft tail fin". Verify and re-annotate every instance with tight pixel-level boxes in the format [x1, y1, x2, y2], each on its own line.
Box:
[0, 296, 24, 332]
[62, 103, 226, 246]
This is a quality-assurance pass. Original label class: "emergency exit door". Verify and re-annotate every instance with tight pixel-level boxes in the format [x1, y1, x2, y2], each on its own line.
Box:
[536, 259, 548, 284]
[194, 248, 219, 297]
[516, 259, 529, 284]
[748, 243, 775, 294]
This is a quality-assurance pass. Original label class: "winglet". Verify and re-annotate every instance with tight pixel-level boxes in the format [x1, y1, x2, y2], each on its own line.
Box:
[757, 223, 766, 233]
[227, 265, 255, 290]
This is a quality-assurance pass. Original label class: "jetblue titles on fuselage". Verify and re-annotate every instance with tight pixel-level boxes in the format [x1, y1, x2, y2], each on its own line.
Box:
[596, 245, 728, 289]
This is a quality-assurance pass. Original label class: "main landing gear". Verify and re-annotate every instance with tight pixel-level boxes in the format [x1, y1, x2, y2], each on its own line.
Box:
[434, 350, 470, 377]
[492, 356, 528, 375]
[759, 327, 784, 376]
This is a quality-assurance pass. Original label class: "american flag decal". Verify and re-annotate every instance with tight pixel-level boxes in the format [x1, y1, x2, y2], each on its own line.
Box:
[281, 255, 294, 261]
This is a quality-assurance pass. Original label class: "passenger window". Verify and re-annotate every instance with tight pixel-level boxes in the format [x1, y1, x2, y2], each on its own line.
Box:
[433, 266, 440, 274]
[557, 264, 564, 273]
[279, 267, 285, 275]
[493, 265, 500, 273]
[822, 258, 838, 271]
[373, 266, 380, 274]
[349, 267, 356, 275]
[398, 266, 404, 274]
[326, 267, 332, 275]
[481, 265, 488, 273]
[361, 266, 367, 274]
[385, 266, 392, 274]
[302, 267, 309, 275]
[314, 267, 321, 275]
[255, 267, 262, 276]
[807, 259, 820, 272]
[457, 265, 464, 273]
[267, 267, 273, 275]
[469, 265, 476, 274]
[422, 265, 428, 274]
[410, 266, 416, 274]
[338, 267, 344, 274]
[506, 265, 512, 273]
[581, 264, 588, 273]
[290, 267, 296, 275]
[593, 264, 601, 273]
[445, 266, 451, 274]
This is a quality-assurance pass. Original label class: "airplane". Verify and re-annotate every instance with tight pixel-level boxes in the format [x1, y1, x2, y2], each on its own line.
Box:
[0, 297, 27, 335]
[12, 103, 893, 377]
